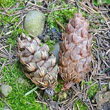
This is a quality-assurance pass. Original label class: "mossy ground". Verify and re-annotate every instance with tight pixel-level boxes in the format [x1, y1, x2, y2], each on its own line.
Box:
[0, 0, 108, 110]
[0, 62, 48, 110]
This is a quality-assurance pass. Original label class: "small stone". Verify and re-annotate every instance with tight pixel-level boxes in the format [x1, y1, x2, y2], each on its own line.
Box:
[18, 77, 29, 86]
[95, 88, 110, 110]
[18, 77, 25, 84]
[103, 91, 110, 102]
[4, 106, 10, 110]
[63, 92, 67, 99]
[101, 86, 107, 92]
[24, 10, 45, 37]
[52, 42, 60, 63]
[91, 99, 95, 103]
[43, 35, 50, 42]
[51, 28, 57, 34]
[0, 84, 12, 97]
[86, 98, 90, 102]
[38, 35, 50, 42]
[50, 28, 61, 41]
[59, 92, 67, 100]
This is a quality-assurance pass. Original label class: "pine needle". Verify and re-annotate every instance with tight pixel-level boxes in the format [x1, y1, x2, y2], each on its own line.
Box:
[25, 86, 38, 96]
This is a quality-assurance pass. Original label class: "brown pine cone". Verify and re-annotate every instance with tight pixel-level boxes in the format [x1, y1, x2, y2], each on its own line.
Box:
[17, 33, 58, 95]
[59, 13, 92, 90]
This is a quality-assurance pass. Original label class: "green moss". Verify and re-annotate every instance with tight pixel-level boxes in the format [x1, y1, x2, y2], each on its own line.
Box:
[75, 99, 88, 110]
[0, 0, 15, 7]
[0, 0, 27, 47]
[94, 0, 110, 5]
[0, 98, 5, 109]
[0, 0, 25, 8]
[55, 79, 63, 93]
[7, 28, 24, 47]
[1, 13, 24, 47]
[0, 62, 48, 110]
[88, 84, 99, 99]
[81, 80, 99, 99]
[46, 1, 78, 31]
[45, 39, 56, 52]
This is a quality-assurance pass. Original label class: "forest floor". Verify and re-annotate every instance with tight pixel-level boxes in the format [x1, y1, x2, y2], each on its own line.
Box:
[0, 0, 110, 110]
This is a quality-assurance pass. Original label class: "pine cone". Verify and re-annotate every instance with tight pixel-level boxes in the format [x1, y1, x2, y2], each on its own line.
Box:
[59, 13, 92, 90]
[17, 33, 58, 94]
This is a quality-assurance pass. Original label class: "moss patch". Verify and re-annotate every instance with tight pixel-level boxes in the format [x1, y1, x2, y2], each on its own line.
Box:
[0, 62, 48, 110]
[46, 1, 78, 31]
[75, 99, 88, 110]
